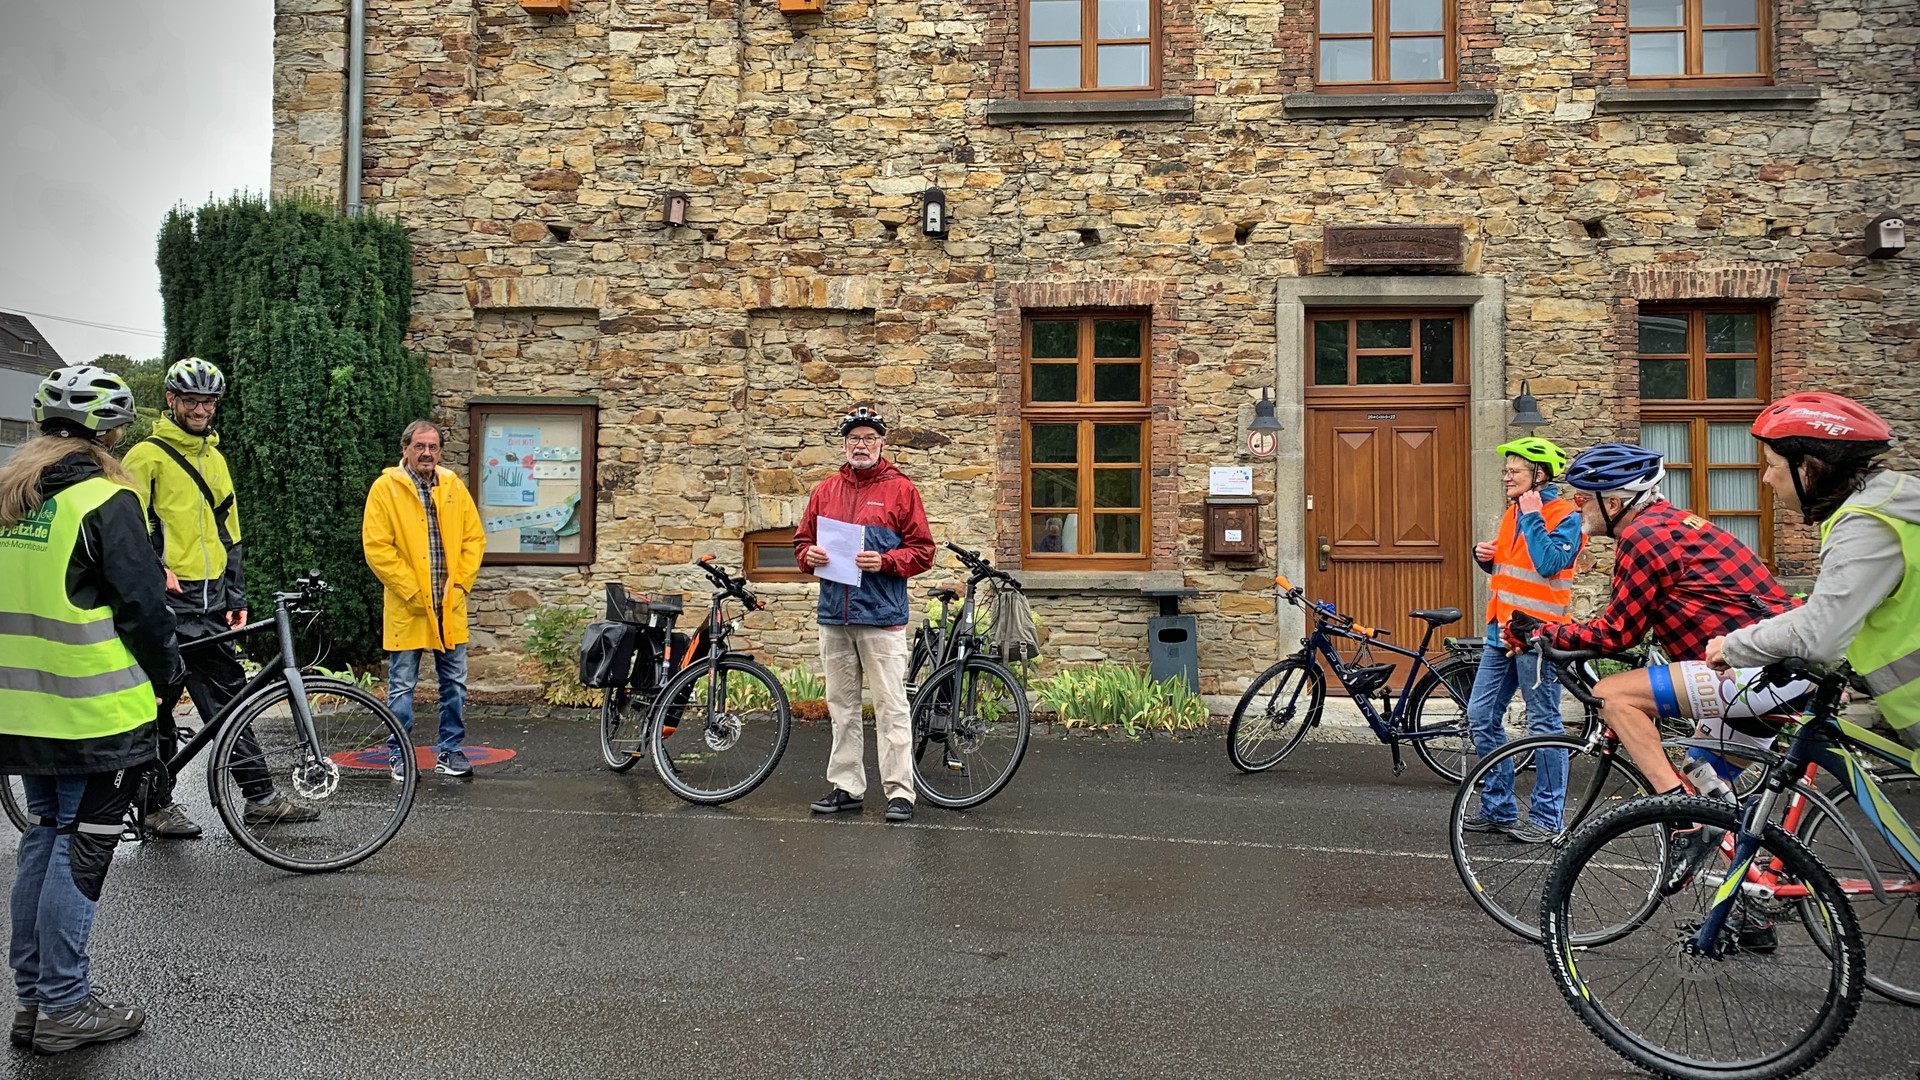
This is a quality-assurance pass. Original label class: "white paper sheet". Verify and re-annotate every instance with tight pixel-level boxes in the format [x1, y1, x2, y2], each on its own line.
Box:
[813, 516, 864, 588]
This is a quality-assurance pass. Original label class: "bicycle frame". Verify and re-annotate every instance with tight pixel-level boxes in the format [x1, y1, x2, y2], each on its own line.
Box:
[1289, 606, 1463, 751]
[159, 586, 326, 782]
[639, 557, 760, 735]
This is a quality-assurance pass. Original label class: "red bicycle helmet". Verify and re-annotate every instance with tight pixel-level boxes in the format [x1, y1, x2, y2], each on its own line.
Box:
[1751, 392, 1893, 445]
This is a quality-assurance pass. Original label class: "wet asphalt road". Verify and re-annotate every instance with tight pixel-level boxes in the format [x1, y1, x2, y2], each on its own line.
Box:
[0, 716, 1913, 1080]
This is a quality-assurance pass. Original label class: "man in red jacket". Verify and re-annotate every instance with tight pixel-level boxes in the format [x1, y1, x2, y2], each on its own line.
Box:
[793, 406, 936, 823]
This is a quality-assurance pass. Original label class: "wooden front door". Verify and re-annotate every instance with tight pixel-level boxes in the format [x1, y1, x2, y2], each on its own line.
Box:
[1304, 402, 1472, 687]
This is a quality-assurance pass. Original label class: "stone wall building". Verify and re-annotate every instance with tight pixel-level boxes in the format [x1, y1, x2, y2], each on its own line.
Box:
[271, 0, 1919, 697]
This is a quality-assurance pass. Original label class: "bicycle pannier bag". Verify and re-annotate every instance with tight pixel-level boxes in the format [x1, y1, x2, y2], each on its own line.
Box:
[579, 621, 640, 689]
[990, 587, 1039, 664]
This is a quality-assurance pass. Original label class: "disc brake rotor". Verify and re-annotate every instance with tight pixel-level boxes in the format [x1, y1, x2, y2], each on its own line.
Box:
[291, 757, 340, 800]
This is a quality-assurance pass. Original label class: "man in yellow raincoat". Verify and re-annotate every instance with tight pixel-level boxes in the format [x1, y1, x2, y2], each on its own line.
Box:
[362, 420, 486, 778]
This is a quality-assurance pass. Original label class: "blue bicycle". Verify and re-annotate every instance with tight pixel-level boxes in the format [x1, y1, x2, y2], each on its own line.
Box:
[1228, 575, 1479, 781]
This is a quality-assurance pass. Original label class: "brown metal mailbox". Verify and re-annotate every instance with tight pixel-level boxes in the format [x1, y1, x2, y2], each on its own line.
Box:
[1205, 496, 1260, 560]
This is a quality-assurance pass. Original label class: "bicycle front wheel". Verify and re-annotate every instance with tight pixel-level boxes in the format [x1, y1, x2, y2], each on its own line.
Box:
[911, 657, 1031, 809]
[650, 656, 791, 805]
[208, 678, 417, 873]
[1226, 657, 1324, 773]
[1793, 770, 1920, 1007]
[1450, 735, 1651, 943]
[1407, 656, 1479, 782]
[599, 686, 645, 772]
[1541, 794, 1863, 1080]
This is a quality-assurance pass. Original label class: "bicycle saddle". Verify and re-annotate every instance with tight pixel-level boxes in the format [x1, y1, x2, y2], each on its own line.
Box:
[1409, 607, 1463, 626]
[924, 587, 960, 602]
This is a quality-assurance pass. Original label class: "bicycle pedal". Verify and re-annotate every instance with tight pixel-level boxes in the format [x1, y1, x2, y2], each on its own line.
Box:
[944, 757, 967, 775]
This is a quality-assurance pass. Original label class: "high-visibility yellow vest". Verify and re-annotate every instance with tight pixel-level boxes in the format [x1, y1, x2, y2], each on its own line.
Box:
[1823, 492, 1920, 733]
[0, 477, 156, 740]
[1484, 496, 1578, 626]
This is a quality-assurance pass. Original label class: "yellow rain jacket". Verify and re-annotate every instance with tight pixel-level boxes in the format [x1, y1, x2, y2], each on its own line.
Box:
[362, 465, 486, 653]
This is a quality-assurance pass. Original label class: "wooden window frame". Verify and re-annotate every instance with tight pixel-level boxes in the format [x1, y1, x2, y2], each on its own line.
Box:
[1314, 0, 1457, 94]
[1305, 308, 1468, 390]
[1022, 0, 1162, 100]
[1626, 0, 1772, 88]
[1638, 305, 1773, 561]
[468, 400, 598, 567]
[1021, 311, 1152, 570]
[743, 527, 809, 584]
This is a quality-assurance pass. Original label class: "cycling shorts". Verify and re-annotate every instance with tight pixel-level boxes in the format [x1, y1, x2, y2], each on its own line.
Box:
[1648, 661, 1812, 750]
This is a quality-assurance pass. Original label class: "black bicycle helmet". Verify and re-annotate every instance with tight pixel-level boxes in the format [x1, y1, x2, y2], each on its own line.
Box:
[34, 365, 137, 434]
[164, 357, 226, 397]
[837, 406, 887, 437]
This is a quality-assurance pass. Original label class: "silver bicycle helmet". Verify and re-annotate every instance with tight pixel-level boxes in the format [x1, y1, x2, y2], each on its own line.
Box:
[164, 357, 226, 397]
[34, 365, 137, 434]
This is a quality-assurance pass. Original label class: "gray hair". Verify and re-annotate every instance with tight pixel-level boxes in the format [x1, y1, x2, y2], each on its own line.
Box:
[399, 419, 442, 450]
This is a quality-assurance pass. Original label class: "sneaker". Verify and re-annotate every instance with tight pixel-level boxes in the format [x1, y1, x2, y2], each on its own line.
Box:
[1461, 812, 1516, 834]
[1662, 822, 1725, 895]
[810, 789, 862, 814]
[11, 1007, 32, 1049]
[1506, 820, 1557, 845]
[435, 749, 473, 778]
[388, 747, 406, 781]
[140, 802, 202, 840]
[32, 994, 144, 1055]
[242, 794, 320, 825]
[885, 798, 914, 823]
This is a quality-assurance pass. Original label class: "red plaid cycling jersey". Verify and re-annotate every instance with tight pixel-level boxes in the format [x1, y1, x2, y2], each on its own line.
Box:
[1537, 501, 1796, 661]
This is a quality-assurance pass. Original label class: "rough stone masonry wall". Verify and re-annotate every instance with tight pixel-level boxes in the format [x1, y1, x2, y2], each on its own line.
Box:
[271, 0, 1919, 693]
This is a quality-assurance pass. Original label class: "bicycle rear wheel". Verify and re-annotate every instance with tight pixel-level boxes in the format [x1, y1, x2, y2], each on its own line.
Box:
[912, 657, 1031, 809]
[0, 774, 28, 833]
[1793, 769, 1920, 1007]
[208, 678, 417, 873]
[599, 687, 645, 772]
[1450, 735, 1651, 943]
[650, 656, 791, 805]
[1407, 657, 1479, 782]
[1226, 657, 1324, 773]
[1541, 795, 1863, 1080]
[903, 628, 936, 703]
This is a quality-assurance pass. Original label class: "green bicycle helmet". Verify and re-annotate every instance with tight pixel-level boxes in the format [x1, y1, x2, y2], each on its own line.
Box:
[1495, 437, 1569, 480]
[164, 357, 226, 397]
[34, 365, 137, 435]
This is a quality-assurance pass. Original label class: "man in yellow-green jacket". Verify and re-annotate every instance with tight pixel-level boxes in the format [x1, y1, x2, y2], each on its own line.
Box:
[362, 420, 486, 778]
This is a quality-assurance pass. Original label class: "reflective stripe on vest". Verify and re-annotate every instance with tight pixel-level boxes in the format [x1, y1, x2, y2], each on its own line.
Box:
[1821, 488, 1920, 731]
[0, 476, 156, 740]
[1485, 496, 1578, 626]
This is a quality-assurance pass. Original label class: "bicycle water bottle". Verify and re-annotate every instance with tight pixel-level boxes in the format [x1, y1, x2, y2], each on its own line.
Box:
[1682, 754, 1736, 803]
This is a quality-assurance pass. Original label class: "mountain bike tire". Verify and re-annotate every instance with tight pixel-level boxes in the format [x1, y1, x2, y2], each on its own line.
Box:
[1792, 770, 1920, 1007]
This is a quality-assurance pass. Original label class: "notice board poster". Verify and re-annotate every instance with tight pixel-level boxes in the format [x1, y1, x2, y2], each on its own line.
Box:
[468, 403, 596, 564]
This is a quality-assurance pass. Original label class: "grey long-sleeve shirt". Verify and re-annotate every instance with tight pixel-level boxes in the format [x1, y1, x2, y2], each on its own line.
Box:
[1720, 470, 1918, 668]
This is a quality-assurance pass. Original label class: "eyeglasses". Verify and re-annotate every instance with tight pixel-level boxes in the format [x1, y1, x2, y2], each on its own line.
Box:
[176, 396, 219, 412]
[844, 435, 882, 446]
[1501, 468, 1535, 479]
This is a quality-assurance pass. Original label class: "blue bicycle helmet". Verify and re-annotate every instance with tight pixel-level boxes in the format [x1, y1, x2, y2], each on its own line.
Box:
[1563, 443, 1666, 495]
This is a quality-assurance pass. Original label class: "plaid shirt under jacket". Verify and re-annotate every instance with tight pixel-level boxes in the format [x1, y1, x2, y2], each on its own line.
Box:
[1538, 501, 1797, 662]
[410, 467, 447, 619]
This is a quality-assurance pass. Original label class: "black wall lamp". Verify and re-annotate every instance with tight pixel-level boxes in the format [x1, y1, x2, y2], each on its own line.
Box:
[1250, 388, 1282, 433]
[663, 191, 689, 228]
[921, 187, 948, 238]
[1511, 379, 1545, 427]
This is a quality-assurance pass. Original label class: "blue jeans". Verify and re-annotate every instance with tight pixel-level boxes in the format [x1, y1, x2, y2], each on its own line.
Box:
[1466, 638, 1569, 829]
[388, 644, 468, 755]
[10, 775, 126, 1012]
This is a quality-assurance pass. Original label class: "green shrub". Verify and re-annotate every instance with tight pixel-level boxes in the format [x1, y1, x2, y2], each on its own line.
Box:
[1030, 665, 1208, 736]
[778, 663, 825, 702]
[522, 606, 597, 706]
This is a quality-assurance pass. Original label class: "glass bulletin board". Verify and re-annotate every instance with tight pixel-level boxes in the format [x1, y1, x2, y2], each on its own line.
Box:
[467, 399, 597, 566]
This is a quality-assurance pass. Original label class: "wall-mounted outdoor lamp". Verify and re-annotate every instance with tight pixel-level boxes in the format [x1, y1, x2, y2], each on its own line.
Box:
[1510, 379, 1546, 428]
[663, 191, 689, 229]
[518, 0, 572, 15]
[921, 187, 948, 238]
[1867, 212, 1906, 259]
[1246, 388, 1281, 458]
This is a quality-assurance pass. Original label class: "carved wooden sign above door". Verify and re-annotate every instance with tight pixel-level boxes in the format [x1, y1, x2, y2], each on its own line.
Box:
[1323, 225, 1465, 267]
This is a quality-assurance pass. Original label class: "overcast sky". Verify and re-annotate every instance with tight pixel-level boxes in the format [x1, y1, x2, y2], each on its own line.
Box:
[0, 1, 272, 367]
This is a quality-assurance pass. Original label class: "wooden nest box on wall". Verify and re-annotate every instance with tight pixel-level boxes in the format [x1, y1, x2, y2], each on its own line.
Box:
[518, 0, 571, 15]
[778, 0, 825, 12]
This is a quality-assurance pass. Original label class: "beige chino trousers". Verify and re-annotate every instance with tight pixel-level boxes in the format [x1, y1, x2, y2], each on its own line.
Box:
[819, 623, 915, 803]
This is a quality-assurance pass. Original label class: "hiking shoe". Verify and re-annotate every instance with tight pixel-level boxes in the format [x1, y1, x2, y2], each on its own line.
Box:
[810, 789, 862, 814]
[1506, 820, 1557, 845]
[885, 798, 914, 823]
[1461, 812, 1516, 834]
[388, 747, 407, 781]
[435, 749, 473, 777]
[141, 802, 201, 840]
[1662, 822, 1725, 895]
[242, 794, 320, 825]
[11, 1007, 31, 1049]
[32, 995, 144, 1055]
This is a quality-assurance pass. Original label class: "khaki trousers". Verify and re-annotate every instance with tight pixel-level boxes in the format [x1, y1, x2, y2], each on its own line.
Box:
[819, 623, 915, 803]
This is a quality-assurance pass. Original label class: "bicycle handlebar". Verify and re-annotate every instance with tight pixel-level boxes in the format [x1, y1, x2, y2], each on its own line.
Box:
[697, 555, 765, 611]
[944, 543, 1022, 590]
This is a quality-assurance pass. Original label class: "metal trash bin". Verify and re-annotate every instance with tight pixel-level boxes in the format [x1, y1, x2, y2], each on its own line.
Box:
[1147, 615, 1199, 693]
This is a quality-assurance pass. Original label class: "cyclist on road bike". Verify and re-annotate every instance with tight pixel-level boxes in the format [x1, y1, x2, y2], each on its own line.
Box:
[1461, 437, 1583, 843]
[1706, 392, 1918, 750]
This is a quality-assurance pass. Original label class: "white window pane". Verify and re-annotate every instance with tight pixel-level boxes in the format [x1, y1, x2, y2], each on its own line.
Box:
[1030, 0, 1081, 42]
[1389, 36, 1445, 81]
[1098, 0, 1150, 39]
[1629, 0, 1684, 27]
[1320, 39, 1374, 82]
[1630, 31, 1684, 75]
[1320, 1, 1372, 34]
[1096, 44, 1151, 87]
[1703, 0, 1758, 25]
[1702, 30, 1760, 74]
[1709, 469, 1759, 511]
[1708, 422, 1757, 465]
[1028, 46, 1082, 89]
[1391, 0, 1444, 33]
[1665, 469, 1692, 510]
[1712, 515, 1760, 553]
[1641, 422, 1691, 464]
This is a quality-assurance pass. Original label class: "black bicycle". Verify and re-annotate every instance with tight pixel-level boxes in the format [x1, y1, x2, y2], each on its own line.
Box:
[2, 570, 418, 873]
[906, 544, 1032, 809]
[596, 557, 792, 805]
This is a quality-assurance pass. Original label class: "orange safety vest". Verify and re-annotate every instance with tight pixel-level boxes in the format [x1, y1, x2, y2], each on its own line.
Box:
[1483, 496, 1578, 626]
